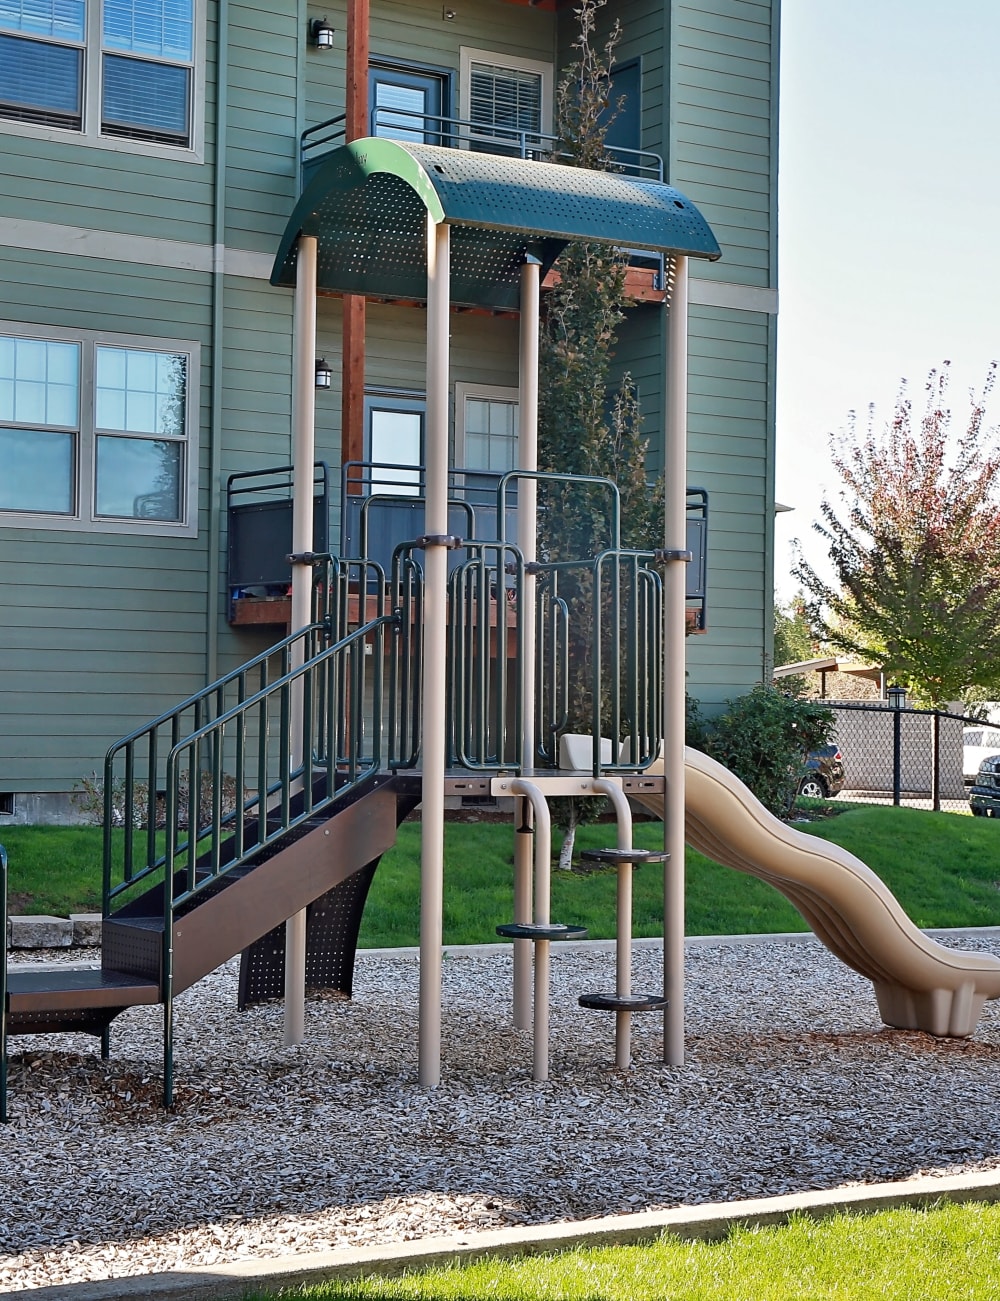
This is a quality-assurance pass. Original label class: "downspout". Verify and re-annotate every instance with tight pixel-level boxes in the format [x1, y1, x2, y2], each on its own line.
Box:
[206, 0, 229, 683]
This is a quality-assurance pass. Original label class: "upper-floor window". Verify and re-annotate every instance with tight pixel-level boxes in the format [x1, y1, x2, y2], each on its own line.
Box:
[370, 62, 449, 146]
[0, 0, 196, 149]
[460, 48, 552, 155]
[0, 323, 199, 536]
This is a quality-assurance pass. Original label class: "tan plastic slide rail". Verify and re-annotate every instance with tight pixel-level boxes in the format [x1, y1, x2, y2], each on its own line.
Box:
[634, 747, 1000, 1037]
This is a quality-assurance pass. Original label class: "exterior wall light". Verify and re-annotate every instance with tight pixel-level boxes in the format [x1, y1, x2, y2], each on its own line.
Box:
[315, 358, 332, 389]
[309, 18, 335, 48]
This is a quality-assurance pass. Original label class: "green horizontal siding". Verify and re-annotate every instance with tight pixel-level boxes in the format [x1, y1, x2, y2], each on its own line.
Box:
[0, 252, 218, 792]
[670, 0, 776, 290]
[223, 0, 299, 253]
[685, 297, 773, 702]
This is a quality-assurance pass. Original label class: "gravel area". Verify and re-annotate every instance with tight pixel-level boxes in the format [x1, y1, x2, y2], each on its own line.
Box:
[4, 937, 1000, 1291]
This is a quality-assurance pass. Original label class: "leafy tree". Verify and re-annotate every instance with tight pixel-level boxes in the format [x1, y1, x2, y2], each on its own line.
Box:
[794, 363, 1000, 708]
[773, 592, 817, 696]
[773, 593, 816, 668]
[537, 0, 658, 867]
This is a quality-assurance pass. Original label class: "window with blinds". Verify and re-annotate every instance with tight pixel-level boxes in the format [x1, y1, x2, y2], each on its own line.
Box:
[461, 48, 552, 157]
[468, 62, 542, 149]
[0, 0, 194, 146]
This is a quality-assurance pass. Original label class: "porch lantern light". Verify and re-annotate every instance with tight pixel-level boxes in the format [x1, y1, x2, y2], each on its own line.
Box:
[887, 684, 907, 710]
[309, 18, 335, 48]
[314, 357, 332, 389]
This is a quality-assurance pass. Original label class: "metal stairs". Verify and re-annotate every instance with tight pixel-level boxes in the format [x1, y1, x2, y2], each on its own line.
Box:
[2, 771, 412, 1115]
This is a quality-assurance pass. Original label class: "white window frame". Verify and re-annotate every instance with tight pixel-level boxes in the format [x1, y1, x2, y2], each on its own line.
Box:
[0, 0, 206, 162]
[0, 320, 200, 537]
[454, 382, 520, 472]
[459, 47, 553, 148]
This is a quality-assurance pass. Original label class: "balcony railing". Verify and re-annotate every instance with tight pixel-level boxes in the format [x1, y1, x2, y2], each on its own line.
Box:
[300, 108, 664, 187]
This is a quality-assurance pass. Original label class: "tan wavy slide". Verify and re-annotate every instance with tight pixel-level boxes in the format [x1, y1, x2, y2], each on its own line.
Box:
[633, 746, 1000, 1037]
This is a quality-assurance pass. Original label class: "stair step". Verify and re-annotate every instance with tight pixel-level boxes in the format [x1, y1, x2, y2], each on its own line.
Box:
[578, 991, 668, 1012]
[578, 848, 670, 865]
[7, 967, 160, 1014]
[495, 922, 589, 941]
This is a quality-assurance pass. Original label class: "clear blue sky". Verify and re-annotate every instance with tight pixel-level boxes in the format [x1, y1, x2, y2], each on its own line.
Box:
[774, 1, 1000, 601]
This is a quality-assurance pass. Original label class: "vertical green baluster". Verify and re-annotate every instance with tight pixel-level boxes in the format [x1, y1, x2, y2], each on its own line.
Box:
[372, 621, 384, 771]
[280, 680, 290, 829]
[303, 663, 315, 811]
[123, 745, 135, 884]
[476, 556, 488, 765]
[146, 731, 158, 878]
[350, 639, 363, 783]
[234, 674, 246, 861]
[212, 724, 223, 877]
[102, 748, 116, 909]
[257, 692, 268, 849]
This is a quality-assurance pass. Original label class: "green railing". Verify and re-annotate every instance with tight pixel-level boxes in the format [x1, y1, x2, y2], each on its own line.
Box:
[161, 613, 399, 909]
[447, 540, 524, 771]
[536, 549, 663, 774]
[102, 555, 387, 913]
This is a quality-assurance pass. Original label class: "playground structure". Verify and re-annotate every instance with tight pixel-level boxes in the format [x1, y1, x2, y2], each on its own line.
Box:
[5, 139, 1000, 1118]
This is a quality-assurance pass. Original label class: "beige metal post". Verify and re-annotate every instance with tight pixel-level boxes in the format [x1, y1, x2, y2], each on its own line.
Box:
[513, 255, 541, 1031]
[512, 816, 533, 1031]
[593, 779, 634, 1068]
[510, 778, 551, 1081]
[284, 233, 318, 1048]
[418, 216, 451, 1087]
[663, 255, 689, 1066]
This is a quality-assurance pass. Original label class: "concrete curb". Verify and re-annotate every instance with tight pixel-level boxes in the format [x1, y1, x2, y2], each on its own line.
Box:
[349, 926, 1000, 960]
[24, 1168, 1000, 1301]
[9, 926, 1000, 965]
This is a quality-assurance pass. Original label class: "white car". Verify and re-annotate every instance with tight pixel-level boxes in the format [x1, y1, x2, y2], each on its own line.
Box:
[963, 726, 1000, 784]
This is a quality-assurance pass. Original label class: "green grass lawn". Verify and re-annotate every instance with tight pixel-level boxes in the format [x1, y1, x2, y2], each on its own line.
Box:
[246, 1203, 1000, 1301]
[3, 802, 1000, 939]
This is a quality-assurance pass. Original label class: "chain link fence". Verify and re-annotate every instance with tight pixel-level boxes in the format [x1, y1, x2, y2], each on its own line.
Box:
[820, 701, 983, 813]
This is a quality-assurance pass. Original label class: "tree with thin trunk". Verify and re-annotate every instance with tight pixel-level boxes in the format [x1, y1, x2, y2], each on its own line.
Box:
[538, 0, 659, 869]
[794, 363, 1000, 708]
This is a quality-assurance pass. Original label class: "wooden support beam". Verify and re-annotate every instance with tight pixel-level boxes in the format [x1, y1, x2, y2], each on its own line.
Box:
[342, 294, 366, 492]
[345, 0, 369, 141]
[343, 0, 369, 493]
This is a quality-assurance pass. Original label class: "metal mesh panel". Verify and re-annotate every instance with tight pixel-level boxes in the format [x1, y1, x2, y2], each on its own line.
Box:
[272, 138, 720, 309]
[238, 863, 378, 1009]
[102, 919, 162, 982]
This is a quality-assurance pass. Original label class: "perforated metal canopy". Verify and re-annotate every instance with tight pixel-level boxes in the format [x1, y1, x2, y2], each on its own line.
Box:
[271, 138, 721, 311]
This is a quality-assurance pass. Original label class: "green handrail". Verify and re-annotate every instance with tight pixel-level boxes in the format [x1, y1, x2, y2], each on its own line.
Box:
[102, 555, 389, 914]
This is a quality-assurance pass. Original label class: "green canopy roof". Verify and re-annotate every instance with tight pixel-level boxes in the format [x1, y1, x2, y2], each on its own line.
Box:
[271, 139, 721, 312]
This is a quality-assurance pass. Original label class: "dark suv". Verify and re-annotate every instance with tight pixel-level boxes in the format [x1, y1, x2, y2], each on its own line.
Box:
[970, 754, 1000, 816]
[798, 744, 845, 800]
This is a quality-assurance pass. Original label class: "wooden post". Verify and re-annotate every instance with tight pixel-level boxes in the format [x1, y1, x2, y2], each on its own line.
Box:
[343, 0, 369, 493]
